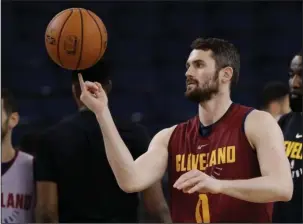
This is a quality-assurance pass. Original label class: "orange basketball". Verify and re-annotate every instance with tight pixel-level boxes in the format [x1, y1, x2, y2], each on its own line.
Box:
[45, 8, 107, 70]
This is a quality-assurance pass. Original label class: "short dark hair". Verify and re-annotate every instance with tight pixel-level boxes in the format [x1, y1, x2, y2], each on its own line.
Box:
[260, 81, 289, 109]
[191, 38, 240, 87]
[1, 88, 18, 115]
[71, 58, 111, 85]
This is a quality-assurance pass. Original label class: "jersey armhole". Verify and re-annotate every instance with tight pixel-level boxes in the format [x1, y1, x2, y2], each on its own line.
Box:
[277, 112, 291, 129]
[241, 108, 255, 151]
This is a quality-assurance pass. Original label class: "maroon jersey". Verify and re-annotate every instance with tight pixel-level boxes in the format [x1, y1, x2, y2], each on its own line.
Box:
[168, 104, 273, 223]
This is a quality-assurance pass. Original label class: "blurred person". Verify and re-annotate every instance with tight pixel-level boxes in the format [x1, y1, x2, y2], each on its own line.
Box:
[30, 60, 171, 223]
[273, 50, 303, 223]
[19, 131, 39, 156]
[78, 38, 293, 222]
[260, 81, 291, 120]
[1, 89, 35, 223]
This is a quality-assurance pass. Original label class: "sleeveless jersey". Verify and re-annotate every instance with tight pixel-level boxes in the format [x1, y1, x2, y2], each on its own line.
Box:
[168, 104, 273, 223]
[1, 151, 35, 223]
[273, 112, 302, 222]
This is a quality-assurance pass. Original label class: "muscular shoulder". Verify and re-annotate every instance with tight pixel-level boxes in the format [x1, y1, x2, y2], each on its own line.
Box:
[158, 125, 177, 139]
[246, 109, 276, 125]
[244, 110, 282, 147]
[151, 125, 177, 147]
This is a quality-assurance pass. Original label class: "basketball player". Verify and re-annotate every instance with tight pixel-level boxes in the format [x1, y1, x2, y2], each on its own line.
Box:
[78, 38, 294, 222]
[273, 51, 302, 223]
[1, 89, 35, 223]
[260, 81, 291, 120]
[32, 60, 171, 223]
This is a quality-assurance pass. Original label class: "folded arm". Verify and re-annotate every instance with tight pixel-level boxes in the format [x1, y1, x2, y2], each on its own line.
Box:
[220, 110, 293, 203]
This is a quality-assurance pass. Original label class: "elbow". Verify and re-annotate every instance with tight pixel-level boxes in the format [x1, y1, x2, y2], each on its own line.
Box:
[120, 185, 138, 193]
[277, 179, 293, 202]
[278, 190, 293, 202]
[279, 187, 293, 202]
[118, 181, 141, 193]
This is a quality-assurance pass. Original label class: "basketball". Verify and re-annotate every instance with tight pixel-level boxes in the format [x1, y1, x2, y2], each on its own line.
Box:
[45, 8, 108, 70]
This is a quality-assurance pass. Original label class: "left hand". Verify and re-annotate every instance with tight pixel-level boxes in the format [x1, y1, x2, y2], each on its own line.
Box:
[173, 169, 222, 194]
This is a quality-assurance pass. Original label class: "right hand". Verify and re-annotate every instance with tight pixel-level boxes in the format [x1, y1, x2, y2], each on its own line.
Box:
[78, 73, 108, 114]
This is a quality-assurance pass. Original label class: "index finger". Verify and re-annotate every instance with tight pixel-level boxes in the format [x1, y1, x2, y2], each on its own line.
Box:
[173, 172, 191, 188]
[78, 73, 86, 92]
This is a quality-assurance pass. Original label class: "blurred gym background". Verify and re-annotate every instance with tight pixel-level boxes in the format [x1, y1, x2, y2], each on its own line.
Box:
[1, 1, 302, 146]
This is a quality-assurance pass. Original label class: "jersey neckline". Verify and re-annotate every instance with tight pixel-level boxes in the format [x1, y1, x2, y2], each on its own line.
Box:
[197, 103, 236, 137]
[1, 150, 19, 176]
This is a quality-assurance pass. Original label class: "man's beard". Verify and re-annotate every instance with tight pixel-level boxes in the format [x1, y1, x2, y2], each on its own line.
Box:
[290, 94, 302, 112]
[185, 71, 220, 103]
[1, 119, 9, 141]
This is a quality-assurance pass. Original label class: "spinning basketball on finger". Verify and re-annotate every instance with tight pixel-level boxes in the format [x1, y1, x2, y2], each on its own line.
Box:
[39, 9, 171, 223]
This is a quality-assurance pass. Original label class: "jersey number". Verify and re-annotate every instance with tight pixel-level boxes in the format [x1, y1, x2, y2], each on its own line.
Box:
[195, 194, 210, 223]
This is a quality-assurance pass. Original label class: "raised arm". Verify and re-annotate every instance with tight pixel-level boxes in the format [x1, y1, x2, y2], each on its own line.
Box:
[77, 73, 175, 192]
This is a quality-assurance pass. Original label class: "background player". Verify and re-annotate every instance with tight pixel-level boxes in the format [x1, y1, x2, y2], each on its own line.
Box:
[1, 89, 35, 223]
[78, 38, 293, 222]
[260, 81, 291, 120]
[273, 50, 302, 223]
[31, 60, 171, 223]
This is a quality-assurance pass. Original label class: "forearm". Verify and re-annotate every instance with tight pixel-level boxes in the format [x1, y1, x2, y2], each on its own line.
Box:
[96, 107, 138, 189]
[35, 207, 58, 223]
[142, 182, 172, 223]
[220, 176, 290, 203]
[141, 202, 171, 223]
[151, 204, 172, 223]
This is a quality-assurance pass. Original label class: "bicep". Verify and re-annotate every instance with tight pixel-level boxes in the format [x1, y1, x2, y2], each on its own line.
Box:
[246, 111, 290, 177]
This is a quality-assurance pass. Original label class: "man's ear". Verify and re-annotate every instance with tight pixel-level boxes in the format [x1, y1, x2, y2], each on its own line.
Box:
[221, 66, 233, 84]
[8, 112, 19, 129]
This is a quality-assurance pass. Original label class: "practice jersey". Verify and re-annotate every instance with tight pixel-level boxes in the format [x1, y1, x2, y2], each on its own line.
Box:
[273, 112, 302, 223]
[1, 151, 35, 223]
[168, 104, 273, 223]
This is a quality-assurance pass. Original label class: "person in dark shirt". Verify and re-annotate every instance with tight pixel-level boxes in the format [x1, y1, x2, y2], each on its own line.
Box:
[260, 81, 291, 120]
[273, 50, 302, 223]
[31, 60, 171, 223]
